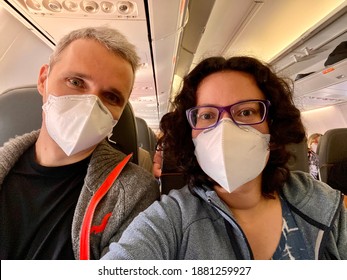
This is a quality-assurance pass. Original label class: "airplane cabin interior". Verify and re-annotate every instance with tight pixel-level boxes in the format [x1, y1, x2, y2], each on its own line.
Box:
[0, 0, 347, 197]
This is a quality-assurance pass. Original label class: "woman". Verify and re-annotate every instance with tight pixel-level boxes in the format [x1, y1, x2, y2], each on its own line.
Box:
[102, 56, 346, 260]
[307, 133, 322, 180]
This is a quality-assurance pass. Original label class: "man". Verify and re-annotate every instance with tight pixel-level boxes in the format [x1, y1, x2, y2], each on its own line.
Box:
[0, 27, 159, 259]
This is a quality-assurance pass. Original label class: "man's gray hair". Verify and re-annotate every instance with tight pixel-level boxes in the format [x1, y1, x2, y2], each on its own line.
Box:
[49, 26, 140, 73]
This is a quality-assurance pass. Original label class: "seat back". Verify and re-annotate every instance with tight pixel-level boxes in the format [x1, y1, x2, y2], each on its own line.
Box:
[160, 147, 186, 195]
[109, 102, 139, 164]
[317, 128, 347, 187]
[0, 86, 42, 146]
[135, 116, 152, 153]
[0, 86, 139, 163]
[147, 127, 157, 159]
[286, 140, 309, 173]
[160, 172, 186, 195]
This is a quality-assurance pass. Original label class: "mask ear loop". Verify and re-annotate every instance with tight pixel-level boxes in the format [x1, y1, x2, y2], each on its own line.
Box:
[95, 99, 118, 142]
[107, 120, 119, 145]
[108, 137, 117, 145]
[42, 64, 51, 113]
[45, 64, 51, 96]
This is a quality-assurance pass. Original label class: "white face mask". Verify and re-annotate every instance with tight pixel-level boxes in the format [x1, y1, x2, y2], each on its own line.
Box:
[42, 94, 117, 156]
[193, 118, 270, 193]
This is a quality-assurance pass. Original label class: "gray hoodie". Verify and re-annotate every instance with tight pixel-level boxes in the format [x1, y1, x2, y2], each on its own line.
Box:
[103, 171, 346, 260]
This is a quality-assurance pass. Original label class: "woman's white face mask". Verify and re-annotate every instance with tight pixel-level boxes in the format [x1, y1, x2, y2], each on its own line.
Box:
[43, 93, 117, 156]
[193, 118, 270, 193]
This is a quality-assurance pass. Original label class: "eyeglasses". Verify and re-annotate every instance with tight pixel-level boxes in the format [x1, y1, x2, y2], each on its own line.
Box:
[186, 99, 271, 130]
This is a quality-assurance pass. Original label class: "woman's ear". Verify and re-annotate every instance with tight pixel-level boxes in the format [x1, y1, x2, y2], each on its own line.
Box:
[37, 64, 49, 97]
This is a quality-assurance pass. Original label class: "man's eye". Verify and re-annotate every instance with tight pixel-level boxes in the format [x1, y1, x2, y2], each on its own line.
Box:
[67, 78, 84, 88]
[103, 92, 121, 105]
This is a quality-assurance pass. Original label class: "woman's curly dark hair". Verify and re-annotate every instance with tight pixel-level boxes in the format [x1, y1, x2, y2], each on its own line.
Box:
[158, 56, 306, 196]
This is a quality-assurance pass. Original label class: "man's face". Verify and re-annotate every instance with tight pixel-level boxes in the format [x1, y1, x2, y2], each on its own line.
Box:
[38, 38, 134, 120]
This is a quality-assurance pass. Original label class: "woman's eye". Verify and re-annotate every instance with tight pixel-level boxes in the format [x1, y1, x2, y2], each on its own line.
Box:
[239, 109, 253, 117]
[197, 111, 217, 122]
[201, 113, 213, 119]
[197, 112, 211, 120]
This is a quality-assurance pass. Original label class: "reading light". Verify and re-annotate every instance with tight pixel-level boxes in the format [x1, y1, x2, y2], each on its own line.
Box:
[62, 0, 78, 12]
[25, 0, 42, 10]
[20, 0, 139, 18]
[81, 0, 99, 13]
[117, 1, 134, 15]
[101, 1, 115, 13]
[43, 0, 62, 12]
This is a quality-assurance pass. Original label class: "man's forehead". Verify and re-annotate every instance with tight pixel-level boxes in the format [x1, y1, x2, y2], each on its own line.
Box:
[59, 38, 105, 57]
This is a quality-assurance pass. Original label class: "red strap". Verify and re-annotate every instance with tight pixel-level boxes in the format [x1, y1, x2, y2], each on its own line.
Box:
[91, 212, 112, 234]
[79, 153, 132, 260]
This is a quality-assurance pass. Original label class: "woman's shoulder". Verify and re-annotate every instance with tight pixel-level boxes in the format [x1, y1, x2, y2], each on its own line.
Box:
[159, 185, 220, 222]
[161, 185, 199, 206]
[284, 171, 339, 197]
[283, 171, 342, 226]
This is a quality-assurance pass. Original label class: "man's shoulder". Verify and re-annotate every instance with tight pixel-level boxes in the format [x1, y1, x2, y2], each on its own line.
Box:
[121, 161, 158, 187]
[1, 130, 39, 150]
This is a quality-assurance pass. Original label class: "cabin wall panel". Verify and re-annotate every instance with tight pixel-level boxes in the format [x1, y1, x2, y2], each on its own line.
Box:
[301, 104, 347, 137]
[0, 9, 52, 94]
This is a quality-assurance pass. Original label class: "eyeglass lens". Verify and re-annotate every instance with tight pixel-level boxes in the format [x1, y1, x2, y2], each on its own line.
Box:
[190, 100, 266, 129]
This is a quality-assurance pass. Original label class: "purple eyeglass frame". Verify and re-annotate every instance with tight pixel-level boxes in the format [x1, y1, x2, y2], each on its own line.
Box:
[186, 99, 271, 130]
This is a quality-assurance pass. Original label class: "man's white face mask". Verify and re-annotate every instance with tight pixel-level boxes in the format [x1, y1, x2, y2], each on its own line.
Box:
[43, 94, 117, 156]
[193, 118, 270, 193]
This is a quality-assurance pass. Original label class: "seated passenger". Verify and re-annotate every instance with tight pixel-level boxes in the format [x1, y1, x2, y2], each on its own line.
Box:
[138, 147, 153, 173]
[152, 146, 163, 179]
[102, 56, 346, 260]
[0, 27, 159, 260]
[307, 133, 322, 180]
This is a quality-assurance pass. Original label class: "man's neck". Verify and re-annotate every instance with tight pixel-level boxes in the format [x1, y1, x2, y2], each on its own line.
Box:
[35, 128, 94, 167]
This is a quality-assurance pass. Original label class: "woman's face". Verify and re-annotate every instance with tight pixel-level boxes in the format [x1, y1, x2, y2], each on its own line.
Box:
[192, 70, 270, 139]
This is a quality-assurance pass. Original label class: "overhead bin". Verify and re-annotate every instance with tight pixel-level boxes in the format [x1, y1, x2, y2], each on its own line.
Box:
[294, 58, 347, 97]
[270, 5, 347, 111]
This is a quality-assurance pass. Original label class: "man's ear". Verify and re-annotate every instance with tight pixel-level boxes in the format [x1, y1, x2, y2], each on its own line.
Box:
[37, 64, 49, 97]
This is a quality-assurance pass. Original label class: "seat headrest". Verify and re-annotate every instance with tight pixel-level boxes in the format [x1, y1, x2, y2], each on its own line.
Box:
[135, 117, 151, 151]
[0, 86, 42, 146]
[109, 102, 139, 164]
[147, 126, 157, 158]
[317, 128, 347, 164]
[286, 140, 309, 172]
[0, 86, 139, 164]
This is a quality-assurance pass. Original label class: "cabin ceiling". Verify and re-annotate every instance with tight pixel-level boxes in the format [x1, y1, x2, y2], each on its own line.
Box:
[1, 0, 347, 131]
[173, 0, 347, 114]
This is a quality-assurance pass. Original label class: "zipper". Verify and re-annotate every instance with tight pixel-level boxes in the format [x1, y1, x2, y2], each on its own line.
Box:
[207, 197, 254, 260]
